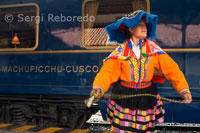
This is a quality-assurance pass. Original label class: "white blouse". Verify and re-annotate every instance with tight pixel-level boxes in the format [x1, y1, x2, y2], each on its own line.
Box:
[130, 39, 141, 59]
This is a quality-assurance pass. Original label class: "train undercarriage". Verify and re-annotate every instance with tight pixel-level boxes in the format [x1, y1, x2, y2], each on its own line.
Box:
[0, 94, 98, 129]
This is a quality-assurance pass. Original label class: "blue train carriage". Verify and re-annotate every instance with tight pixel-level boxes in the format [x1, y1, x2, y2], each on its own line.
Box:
[0, 0, 199, 129]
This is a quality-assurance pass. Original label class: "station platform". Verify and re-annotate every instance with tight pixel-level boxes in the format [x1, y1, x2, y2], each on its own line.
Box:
[0, 123, 114, 133]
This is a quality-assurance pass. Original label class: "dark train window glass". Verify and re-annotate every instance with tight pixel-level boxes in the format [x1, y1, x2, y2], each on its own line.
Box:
[82, 0, 149, 49]
[150, 0, 200, 49]
[0, 3, 39, 51]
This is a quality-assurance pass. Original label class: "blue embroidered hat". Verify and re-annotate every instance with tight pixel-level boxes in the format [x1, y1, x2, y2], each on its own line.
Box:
[105, 10, 158, 43]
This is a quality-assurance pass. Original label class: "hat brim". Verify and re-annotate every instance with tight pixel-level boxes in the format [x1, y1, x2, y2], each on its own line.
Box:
[105, 11, 158, 44]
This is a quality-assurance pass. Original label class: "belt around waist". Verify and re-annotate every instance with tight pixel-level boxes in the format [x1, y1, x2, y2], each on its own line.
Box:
[120, 81, 152, 89]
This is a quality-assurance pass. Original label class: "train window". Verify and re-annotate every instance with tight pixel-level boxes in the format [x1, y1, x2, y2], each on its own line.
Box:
[150, 0, 200, 50]
[82, 0, 149, 49]
[0, 3, 39, 51]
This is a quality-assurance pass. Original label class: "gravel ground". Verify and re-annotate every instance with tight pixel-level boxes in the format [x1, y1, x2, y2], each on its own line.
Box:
[87, 110, 109, 124]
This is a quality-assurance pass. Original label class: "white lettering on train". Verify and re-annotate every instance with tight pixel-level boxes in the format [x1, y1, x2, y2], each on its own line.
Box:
[0, 65, 99, 73]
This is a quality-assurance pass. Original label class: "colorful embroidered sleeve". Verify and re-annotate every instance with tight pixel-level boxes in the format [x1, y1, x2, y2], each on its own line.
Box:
[155, 54, 190, 94]
[93, 59, 121, 95]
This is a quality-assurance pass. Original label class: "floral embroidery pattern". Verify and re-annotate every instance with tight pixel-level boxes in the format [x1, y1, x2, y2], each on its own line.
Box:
[129, 56, 147, 83]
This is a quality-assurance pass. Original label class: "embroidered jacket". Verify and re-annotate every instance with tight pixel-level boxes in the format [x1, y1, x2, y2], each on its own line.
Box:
[93, 39, 190, 96]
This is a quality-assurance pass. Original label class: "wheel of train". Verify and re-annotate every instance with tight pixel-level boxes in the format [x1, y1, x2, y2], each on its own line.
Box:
[0, 94, 98, 129]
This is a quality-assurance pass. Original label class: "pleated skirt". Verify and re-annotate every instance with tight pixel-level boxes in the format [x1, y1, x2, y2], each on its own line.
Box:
[107, 81, 165, 133]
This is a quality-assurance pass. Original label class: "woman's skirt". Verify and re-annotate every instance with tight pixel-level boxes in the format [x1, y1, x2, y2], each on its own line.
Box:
[107, 81, 165, 133]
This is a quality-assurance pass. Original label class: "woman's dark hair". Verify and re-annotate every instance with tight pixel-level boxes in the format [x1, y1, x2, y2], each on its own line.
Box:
[124, 26, 132, 39]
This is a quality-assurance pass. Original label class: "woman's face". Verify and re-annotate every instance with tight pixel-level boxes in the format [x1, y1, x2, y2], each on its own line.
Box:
[129, 20, 147, 39]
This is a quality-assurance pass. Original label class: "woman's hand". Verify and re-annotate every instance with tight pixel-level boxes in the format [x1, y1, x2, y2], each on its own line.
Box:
[90, 88, 102, 102]
[182, 93, 192, 104]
